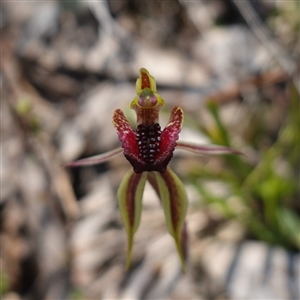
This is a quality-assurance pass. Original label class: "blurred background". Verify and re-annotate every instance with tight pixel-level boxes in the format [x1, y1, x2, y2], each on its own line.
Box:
[1, 0, 299, 299]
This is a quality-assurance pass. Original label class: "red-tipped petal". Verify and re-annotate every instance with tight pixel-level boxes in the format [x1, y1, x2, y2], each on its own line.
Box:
[65, 148, 123, 167]
[176, 141, 244, 156]
[117, 170, 147, 269]
[154, 106, 184, 173]
[112, 109, 137, 152]
[113, 109, 148, 173]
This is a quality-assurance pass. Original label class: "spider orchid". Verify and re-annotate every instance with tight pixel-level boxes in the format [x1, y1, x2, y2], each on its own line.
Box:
[66, 68, 241, 271]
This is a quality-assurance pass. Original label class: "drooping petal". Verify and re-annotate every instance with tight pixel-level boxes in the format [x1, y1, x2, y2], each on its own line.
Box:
[147, 172, 161, 199]
[176, 141, 244, 156]
[154, 106, 184, 173]
[154, 167, 188, 272]
[65, 147, 123, 167]
[148, 172, 189, 268]
[181, 222, 188, 265]
[117, 170, 147, 269]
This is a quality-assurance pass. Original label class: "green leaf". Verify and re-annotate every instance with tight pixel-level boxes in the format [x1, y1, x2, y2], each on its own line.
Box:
[277, 208, 300, 249]
[154, 168, 188, 271]
[117, 170, 147, 269]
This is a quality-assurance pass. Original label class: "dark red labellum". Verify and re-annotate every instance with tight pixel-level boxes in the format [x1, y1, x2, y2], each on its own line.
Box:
[136, 123, 162, 165]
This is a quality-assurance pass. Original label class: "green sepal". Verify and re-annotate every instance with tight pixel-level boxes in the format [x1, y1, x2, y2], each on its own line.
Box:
[154, 168, 188, 271]
[117, 170, 147, 269]
[135, 68, 157, 94]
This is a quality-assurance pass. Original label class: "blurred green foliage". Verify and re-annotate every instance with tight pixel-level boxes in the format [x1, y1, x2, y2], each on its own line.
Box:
[69, 288, 85, 300]
[14, 98, 41, 134]
[188, 86, 300, 250]
[0, 272, 9, 296]
[269, 0, 300, 36]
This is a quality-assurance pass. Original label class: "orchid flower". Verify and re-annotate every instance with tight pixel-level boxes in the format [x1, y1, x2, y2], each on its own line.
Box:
[66, 68, 241, 271]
